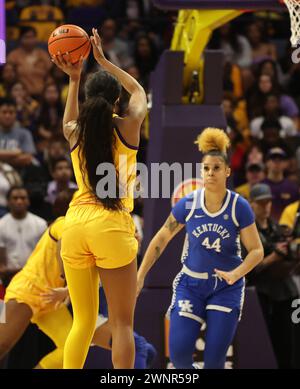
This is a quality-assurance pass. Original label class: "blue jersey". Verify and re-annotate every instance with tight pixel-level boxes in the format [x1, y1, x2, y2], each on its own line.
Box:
[172, 188, 255, 274]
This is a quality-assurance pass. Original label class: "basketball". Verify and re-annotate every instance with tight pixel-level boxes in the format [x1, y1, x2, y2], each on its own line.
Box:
[48, 24, 91, 64]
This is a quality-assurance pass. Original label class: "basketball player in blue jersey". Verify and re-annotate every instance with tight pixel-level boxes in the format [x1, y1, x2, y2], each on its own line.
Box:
[137, 128, 264, 369]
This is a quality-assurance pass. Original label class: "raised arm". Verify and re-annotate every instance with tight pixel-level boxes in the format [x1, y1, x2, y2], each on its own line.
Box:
[137, 213, 184, 296]
[90, 28, 147, 147]
[51, 53, 84, 147]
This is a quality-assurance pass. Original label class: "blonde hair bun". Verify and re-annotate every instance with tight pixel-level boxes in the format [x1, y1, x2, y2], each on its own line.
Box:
[194, 127, 230, 154]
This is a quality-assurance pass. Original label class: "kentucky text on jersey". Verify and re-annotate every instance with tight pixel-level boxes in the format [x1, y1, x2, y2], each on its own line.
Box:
[192, 224, 230, 239]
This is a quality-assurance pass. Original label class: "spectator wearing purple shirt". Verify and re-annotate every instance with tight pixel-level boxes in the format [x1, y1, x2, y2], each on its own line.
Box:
[263, 147, 299, 222]
[247, 74, 299, 124]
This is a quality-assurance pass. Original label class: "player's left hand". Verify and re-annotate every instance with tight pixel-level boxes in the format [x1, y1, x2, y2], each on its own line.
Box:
[40, 287, 69, 308]
[214, 269, 240, 285]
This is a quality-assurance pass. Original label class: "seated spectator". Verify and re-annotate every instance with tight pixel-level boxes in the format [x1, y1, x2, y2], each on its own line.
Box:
[0, 97, 36, 168]
[250, 94, 297, 139]
[9, 81, 39, 131]
[280, 198, 300, 231]
[0, 62, 17, 98]
[134, 34, 159, 89]
[40, 135, 70, 179]
[226, 121, 249, 186]
[247, 74, 299, 123]
[246, 21, 277, 63]
[45, 158, 77, 205]
[99, 18, 133, 69]
[246, 142, 264, 166]
[263, 147, 299, 222]
[222, 61, 243, 99]
[0, 162, 22, 217]
[247, 183, 300, 369]
[222, 93, 250, 138]
[209, 22, 252, 68]
[256, 58, 286, 88]
[19, 3, 65, 42]
[0, 186, 47, 285]
[7, 26, 52, 98]
[259, 119, 293, 157]
[48, 66, 69, 105]
[35, 83, 63, 151]
[235, 161, 265, 200]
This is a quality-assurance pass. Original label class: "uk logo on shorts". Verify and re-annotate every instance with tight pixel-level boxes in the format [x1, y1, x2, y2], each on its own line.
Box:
[0, 300, 6, 323]
[178, 300, 193, 313]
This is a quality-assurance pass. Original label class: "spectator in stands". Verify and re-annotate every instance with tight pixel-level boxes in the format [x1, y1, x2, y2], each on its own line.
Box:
[45, 157, 77, 205]
[0, 163, 22, 218]
[0, 63, 17, 98]
[246, 21, 277, 63]
[280, 197, 300, 231]
[7, 26, 52, 97]
[250, 94, 297, 139]
[222, 61, 244, 99]
[35, 83, 63, 150]
[259, 119, 293, 156]
[9, 81, 39, 131]
[40, 135, 69, 178]
[0, 97, 36, 168]
[263, 147, 299, 221]
[209, 22, 252, 68]
[222, 93, 249, 138]
[100, 18, 133, 69]
[256, 58, 285, 88]
[0, 186, 47, 285]
[235, 161, 265, 200]
[247, 183, 300, 368]
[21, 136, 70, 221]
[247, 73, 299, 122]
[134, 34, 159, 88]
[246, 142, 264, 166]
[285, 60, 300, 107]
[18, 2, 65, 42]
[226, 120, 249, 186]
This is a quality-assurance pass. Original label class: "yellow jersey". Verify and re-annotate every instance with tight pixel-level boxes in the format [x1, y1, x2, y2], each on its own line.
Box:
[279, 201, 300, 229]
[8, 217, 65, 291]
[70, 126, 138, 213]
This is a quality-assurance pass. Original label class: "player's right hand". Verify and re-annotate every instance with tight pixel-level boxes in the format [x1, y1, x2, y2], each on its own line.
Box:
[51, 52, 84, 80]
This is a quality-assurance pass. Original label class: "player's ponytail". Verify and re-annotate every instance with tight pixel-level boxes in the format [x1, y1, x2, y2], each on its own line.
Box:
[194, 127, 230, 164]
[77, 70, 122, 210]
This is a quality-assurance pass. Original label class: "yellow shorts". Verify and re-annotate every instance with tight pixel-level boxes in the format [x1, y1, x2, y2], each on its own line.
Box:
[61, 204, 138, 270]
[5, 275, 64, 320]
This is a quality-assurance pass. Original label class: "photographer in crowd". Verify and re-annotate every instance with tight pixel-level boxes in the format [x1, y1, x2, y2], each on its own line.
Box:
[247, 183, 300, 368]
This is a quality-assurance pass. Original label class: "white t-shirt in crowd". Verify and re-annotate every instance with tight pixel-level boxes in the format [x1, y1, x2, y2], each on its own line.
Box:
[250, 116, 297, 139]
[0, 212, 47, 268]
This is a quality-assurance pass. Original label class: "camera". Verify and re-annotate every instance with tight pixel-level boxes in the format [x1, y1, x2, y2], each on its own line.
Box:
[279, 211, 300, 262]
[289, 238, 300, 262]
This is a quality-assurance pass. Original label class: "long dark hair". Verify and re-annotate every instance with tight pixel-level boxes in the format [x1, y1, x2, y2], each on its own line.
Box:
[77, 70, 122, 211]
